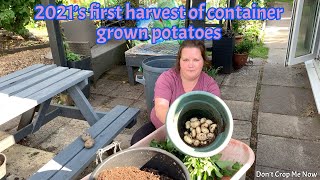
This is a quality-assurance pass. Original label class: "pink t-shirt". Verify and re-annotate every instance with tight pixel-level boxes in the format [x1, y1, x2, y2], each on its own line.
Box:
[150, 68, 221, 129]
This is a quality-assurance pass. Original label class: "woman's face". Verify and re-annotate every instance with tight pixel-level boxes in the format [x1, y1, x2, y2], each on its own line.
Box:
[179, 47, 204, 81]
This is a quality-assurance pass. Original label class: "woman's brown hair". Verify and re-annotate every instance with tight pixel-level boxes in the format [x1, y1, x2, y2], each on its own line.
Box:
[175, 40, 210, 72]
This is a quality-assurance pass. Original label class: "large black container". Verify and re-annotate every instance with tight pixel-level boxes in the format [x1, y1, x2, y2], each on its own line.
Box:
[90, 147, 190, 180]
[67, 56, 92, 98]
[212, 36, 235, 74]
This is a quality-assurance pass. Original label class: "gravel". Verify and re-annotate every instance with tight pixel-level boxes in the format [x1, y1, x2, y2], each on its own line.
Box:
[0, 48, 53, 77]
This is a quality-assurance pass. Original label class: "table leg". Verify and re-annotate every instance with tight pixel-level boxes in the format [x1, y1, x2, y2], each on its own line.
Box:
[127, 66, 136, 86]
[67, 85, 99, 126]
[17, 107, 37, 131]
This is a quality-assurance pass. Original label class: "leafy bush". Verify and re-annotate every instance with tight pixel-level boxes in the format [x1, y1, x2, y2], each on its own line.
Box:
[234, 38, 255, 54]
[0, 0, 41, 38]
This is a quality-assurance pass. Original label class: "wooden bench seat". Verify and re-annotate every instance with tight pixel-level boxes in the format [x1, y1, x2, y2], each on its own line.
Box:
[29, 105, 139, 180]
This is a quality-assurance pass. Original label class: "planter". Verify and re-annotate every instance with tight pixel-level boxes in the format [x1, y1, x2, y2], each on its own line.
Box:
[90, 147, 190, 180]
[132, 126, 255, 180]
[212, 36, 235, 74]
[67, 56, 92, 98]
[235, 34, 244, 45]
[233, 53, 249, 69]
[0, 153, 6, 179]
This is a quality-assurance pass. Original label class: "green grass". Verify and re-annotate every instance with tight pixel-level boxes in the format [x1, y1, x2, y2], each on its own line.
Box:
[249, 43, 269, 59]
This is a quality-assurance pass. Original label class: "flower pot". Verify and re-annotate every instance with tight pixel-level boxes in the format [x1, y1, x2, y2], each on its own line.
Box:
[235, 35, 244, 45]
[233, 53, 249, 69]
[67, 56, 92, 98]
[0, 153, 6, 179]
[89, 147, 190, 180]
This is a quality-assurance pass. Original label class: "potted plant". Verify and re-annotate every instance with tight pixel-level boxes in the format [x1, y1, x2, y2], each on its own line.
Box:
[232, 19, 245, 45]
[64, 42, 92, 98]
[233, 38, 254, 69]
[212, 20, 235, 74]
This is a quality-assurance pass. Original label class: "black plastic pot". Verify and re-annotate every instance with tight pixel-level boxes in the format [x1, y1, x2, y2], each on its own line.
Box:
[67, 56, 92, 98]
[90, 147, 190, 180]
[212, 36, 235, 74]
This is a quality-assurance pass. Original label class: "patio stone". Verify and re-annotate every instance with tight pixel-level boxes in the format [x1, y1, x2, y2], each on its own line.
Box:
[258, 112, 320, 140]
[264, 28, 289, 49]
[91, 79, 122, 96]
[121, 110, 149, 136]
[262, 64, 311, 88]
[22, 116, 73, 148]
[267, 19, 291, 28]
[107, 65, 128, 76]
[130, 100, 148, 112]
[3, 144, 54, 178]
[138, 92, 146, 101]
[256, 134, 320, 172]
[88, 94, 110, 108]
[37, 119, 89, 154]
[232, 120, 252, 141]
[266, 48, 287, 65]
[108, 83, 144, 100]
[224, 100, 253, 121]
[105, 74, 128, 82]
[259, 85, 316, 117]
[215, 74, 226, 86]
[222, 66, 260, 87]
[102, 97, 135, 109]
[249, 58, 265, 66]
[0, 115, 20, 133]
[221, 85, 256, 102]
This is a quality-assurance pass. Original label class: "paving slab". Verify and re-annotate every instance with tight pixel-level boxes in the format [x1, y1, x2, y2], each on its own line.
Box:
[224, 100, 253, 121]
[267, 48, 287, 65]
[91, 79, 122, 96]
[113, 133, 132, 150]
[0, 116, 21, 133]
[259, 85, 316, 116]
[232, 120, 252, 141]
[102, 97, 135, 109]
[37, 119, 89, 154]
[249, 58, 265, 66]
[89, 94, 110, 107]
[130, 99, 148, 112]
[105, 74, 128, 82]
[267, 19, 291, 28]
[221, 85, 256, 102]
[108, 82, 144, 100]
[222, 66, 260, 87]
[256, 134, 320, 172]
[262, 64, 311, 88]
[106, 65, 128, 76]
[2, 144, 54, 179]
[21, 116, 73, 148]
[258, 112, 320, 140]
[121, 110, 149, 136]
[215, 74, 225, 86]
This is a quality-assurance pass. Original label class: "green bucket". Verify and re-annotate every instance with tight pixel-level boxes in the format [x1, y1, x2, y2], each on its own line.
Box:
[166, 91, 233, 157]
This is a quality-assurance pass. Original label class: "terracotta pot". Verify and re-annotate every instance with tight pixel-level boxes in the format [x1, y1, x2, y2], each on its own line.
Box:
[0, 153, 6, 179]
[233, 53, 249, 69]
[235, 35, 244, 45]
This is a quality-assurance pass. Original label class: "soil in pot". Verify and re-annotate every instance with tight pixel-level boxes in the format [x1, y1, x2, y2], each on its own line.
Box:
[97, 166, 173, 180]
[233, 53, 249, 69]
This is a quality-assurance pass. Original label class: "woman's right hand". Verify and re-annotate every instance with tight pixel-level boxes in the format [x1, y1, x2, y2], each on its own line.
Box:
[154, 97, 170, 124]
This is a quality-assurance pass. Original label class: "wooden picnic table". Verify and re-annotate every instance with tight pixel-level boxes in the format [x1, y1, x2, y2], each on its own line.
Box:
[0, 64, 140, 179]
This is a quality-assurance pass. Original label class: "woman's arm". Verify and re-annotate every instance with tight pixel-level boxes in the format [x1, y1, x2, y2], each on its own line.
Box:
[154, 97, 170, 124]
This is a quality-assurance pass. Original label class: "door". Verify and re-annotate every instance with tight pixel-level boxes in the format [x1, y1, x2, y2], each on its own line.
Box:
[286, 0, 320, 66]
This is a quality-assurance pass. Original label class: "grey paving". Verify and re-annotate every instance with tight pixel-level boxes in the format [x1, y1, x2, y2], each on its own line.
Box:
[259, 85, 316, 116]
[102, 97, 135, 109]
[224, 100, 253, 121]
[222, 66, 260, 87]
[232, 120, 252, 141]
[108, 82, 144, 99]
[262, 64, 311, 88]
[91, 78, 122, 95]
[221, 85, 256, 102]
[266, 48, 287, 65]
[258, 112, 320, 140]
[256, 134, 320, 172]
[3, 144, 54, 178]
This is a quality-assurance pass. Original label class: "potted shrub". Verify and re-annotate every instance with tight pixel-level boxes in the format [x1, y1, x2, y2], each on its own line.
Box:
[233, 38, 254, 69]
[232, 20, 245, 45]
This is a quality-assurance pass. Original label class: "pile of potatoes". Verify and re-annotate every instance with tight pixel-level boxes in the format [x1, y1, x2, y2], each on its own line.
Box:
[183, 117, 217, 147]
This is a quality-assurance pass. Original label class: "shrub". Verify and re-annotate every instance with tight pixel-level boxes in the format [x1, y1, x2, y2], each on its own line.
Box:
[234, 38, 255, 54]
